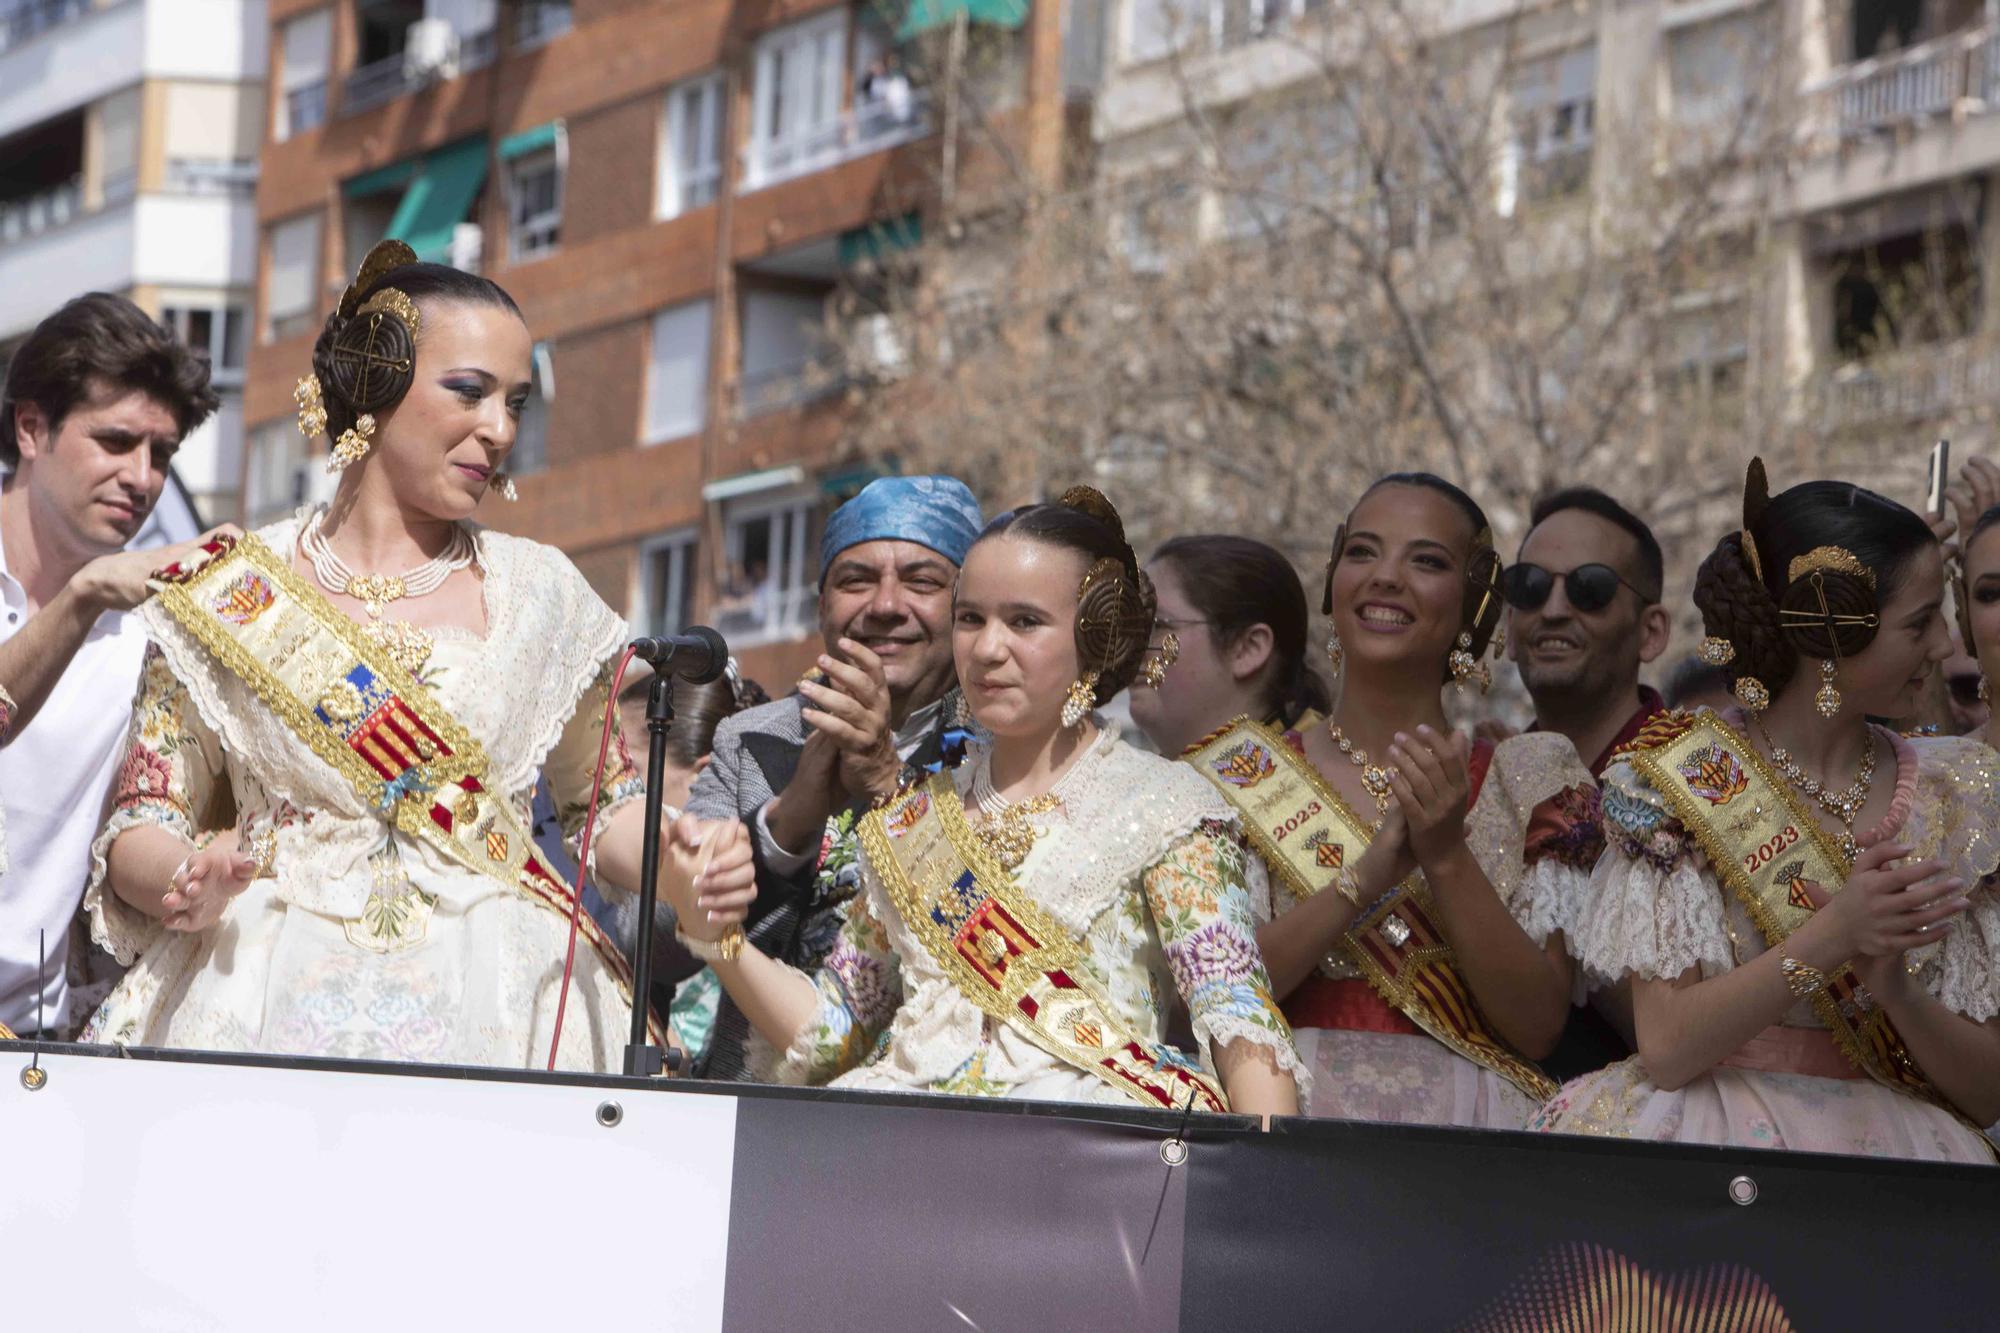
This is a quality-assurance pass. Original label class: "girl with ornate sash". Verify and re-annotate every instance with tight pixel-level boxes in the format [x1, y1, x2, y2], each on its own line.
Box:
[1127, 535, 1332, 757]
[1535, 460, 2000, 1162]
[79, 243, 755, 1070]
[1179, 474, 1599, 1127]
[661, 488, 1306, 1114]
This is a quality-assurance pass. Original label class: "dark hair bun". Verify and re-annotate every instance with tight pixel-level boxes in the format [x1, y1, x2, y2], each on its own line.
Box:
[324, 307, 416, 415]
[1777, 565, 1880, 660]
[1692, 530, 1797, 695]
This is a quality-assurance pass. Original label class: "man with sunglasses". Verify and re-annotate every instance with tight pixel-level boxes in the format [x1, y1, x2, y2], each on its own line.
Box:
[1505, 487, 1672, 777]
[1504, 487, 1671, 1082]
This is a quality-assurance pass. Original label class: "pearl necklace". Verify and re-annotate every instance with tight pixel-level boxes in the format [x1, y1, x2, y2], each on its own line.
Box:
[300, 508, 476, 675]
[1753, 717, 1877, 864]
[300, 509, 476, 618]
[1325, 721, 1393, 830]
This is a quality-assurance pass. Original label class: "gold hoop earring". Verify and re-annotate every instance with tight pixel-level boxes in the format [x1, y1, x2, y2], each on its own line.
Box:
[1814, 659, 1841, 720]
[1140, 630, 1179, 689]
[1324, 629, 1344, 676]
[327, 413, 377, 473]
[293, 375, 327, 439]
[1061, 671, 1100, 729]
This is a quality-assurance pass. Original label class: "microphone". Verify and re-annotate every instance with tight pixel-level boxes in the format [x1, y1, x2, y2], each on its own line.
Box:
[628, 626, 728, 684]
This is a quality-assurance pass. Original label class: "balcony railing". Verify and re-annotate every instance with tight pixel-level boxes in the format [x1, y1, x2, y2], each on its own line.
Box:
[709, 583, 817, 648]
[737, 361, 848, 417]
[1803, 25, 2000, 143]
[740, 89, 933, 191]
[285, 81, 328, 137]
[164, 157, 259, 195]
[0, 0, 90, 55]
[1811, 337, 2000, 430]
[341, 27, 498, 116]
[0, 176, 81, 246]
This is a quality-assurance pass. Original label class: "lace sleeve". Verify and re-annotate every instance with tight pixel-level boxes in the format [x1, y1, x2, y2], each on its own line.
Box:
[770, 882, 905, 1085]
[1568, 764, 1732, 985]
[1147, 818, 1309, 1102]
[544, 659, 645, 882]
[85, 643, 231, 964]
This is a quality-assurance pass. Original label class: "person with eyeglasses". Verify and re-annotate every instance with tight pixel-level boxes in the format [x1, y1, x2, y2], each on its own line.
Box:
[1504, 488, 1672, 1082]
[1505, 487, 1674, 778]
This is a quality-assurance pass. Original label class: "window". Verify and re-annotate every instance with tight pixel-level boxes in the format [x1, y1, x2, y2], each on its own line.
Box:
[511, 341, 555, 475]
[747, 11, 847, 188]
[1500, 45, 1597, 214]
[507, 146, 562, 262]
[660, 75, 724, 219]
[245, 419, 331, 525]
[636, 530, 698, 637]
[738, 286, 834, 416]
[1124, 0, 1183, 63]
[644, 301, 713, 443]
[1658, 299, 1748, 420]
[278, 9, 332, 140]
[515, 0, 571, 48]
[714, 493, 816, 646]
[162, 306, 248, 388]
[265, 212, 323, 341]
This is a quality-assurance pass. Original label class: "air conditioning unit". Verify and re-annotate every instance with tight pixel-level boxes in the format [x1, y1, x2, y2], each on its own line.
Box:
[447, 222, 483, 273]
[404, 18, 460, 81]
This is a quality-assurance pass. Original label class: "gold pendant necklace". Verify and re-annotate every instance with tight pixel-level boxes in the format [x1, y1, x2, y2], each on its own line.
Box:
[1325, 722, 1393, 831]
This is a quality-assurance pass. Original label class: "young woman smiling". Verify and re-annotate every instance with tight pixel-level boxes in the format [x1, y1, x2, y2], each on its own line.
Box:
[1536, 462, 2000, 1162]
[664, 488, 1304, 1116]
[1191, 473, 1598, 1128]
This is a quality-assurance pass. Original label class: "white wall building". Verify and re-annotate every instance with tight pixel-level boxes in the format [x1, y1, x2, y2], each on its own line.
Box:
[0, 0, 267, 522]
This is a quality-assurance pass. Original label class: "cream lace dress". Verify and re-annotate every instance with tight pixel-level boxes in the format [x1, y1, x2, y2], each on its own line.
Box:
[1532, 725, 2000, 1163]
[765, 723, 1309, 1108]
[1265, 731, 1600, 1129]
[78, 512, 648, 1072]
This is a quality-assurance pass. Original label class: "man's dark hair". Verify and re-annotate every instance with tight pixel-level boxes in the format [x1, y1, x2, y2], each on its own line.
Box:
[0, 293, 220, 468]
[1524, 485, 1665, 600]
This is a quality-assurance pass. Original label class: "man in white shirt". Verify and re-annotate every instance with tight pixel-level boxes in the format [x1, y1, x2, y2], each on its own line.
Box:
[0, 293, 219, 1037]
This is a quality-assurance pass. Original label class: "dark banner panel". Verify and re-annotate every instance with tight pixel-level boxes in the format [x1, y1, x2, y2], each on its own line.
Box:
[1182, 1117, 1997, 1331]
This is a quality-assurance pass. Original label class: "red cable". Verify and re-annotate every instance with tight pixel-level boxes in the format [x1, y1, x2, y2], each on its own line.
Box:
[546, 644, 640, 1071]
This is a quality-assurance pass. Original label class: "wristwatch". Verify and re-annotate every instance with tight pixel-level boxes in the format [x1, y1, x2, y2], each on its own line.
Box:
[675, 922, 745, 963]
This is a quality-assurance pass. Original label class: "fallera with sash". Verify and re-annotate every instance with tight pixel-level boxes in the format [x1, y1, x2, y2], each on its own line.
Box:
[1184, 715, 1601, 1128]
[81, 514, 660, 1071]
[1535, 708, 2000, 1164]
[763, 723, 1307, 1110]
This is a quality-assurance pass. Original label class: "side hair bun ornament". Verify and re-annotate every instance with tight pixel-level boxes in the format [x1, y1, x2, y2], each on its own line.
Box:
[322, 241, 423, 475]
[1058, 487, 1151, 723]
[1740, 456, 1770, 584]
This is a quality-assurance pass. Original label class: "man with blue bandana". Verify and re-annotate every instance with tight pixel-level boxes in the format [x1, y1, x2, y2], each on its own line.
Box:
[682, 475, 982, 1079]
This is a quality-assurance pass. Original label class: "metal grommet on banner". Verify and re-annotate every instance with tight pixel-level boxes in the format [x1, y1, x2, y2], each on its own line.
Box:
[1728, 1175, 1757, 1206]
[1159, 1138, 1189, 1167]
[20, 1064, 47, 1091]
[595, 1100, 623, 1129]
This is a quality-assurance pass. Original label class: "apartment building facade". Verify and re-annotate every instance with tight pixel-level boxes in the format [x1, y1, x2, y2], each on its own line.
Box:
[1086, 0, 2000, 512]
[243, 0, 1066, 686]
[0, 0, 266, 521]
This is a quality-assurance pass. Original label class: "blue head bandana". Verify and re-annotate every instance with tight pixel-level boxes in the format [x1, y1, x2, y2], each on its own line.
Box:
[818, 475, 983, 581]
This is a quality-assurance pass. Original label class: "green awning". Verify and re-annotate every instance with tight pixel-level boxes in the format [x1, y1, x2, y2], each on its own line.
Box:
[386, 136, 490, 264]
[498, 121, 560, 162]
[343, 157, 421, 199]
[897, 0, 1027, 40]
[820, 460, 898, 499]
[838, 212, 923, 267]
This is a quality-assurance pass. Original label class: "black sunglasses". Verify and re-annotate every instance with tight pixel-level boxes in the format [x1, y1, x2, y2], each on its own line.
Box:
[1501, 562, 1655, 614]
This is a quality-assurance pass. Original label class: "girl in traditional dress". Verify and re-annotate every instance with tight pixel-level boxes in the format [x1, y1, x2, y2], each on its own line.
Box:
[1126, 535, 1331, 758]
[1535, 460, 2000, 1162]
[662, 488, 1305, 1115]
[1178, 473, 1598, 1128]
[82, 243, 754, 1070]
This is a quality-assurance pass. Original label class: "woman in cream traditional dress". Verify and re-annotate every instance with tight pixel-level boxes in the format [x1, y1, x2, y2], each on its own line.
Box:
[1202, 474, 1600, 1129]
[81, 245, 753, 1071]
[1535, 463, 2000, 1162]
[663, 489, 1305, 1114]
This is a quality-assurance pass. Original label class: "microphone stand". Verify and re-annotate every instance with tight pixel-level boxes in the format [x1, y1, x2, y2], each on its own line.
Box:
[625, 670, 685, 1078]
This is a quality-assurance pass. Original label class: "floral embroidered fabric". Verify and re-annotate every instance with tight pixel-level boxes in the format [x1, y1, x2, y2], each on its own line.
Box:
[80, 512, 648, 1072]
[768, 725, 1307, 1107]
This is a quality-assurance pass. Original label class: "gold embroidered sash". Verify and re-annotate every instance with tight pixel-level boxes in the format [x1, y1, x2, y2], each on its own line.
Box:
[859, 773, 1229, 1112]
[1629, 711, 1979, 1132]
[148, 532, 666, 1048]
[1185, 716, 1557, 1102]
